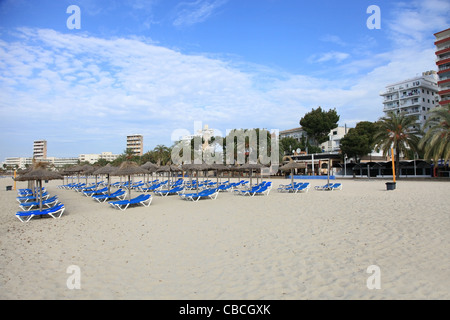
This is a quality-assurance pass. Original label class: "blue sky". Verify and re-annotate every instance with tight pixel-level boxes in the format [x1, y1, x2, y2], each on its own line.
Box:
[0, 0, 449, 161]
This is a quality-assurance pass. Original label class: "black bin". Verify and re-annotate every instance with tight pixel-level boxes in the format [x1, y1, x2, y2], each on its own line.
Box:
[386, 182, 396, 191]
[6, 186, 12, 191]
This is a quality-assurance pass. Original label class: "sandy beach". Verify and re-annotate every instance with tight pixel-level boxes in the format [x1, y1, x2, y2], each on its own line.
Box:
[0, 176, 449, 300]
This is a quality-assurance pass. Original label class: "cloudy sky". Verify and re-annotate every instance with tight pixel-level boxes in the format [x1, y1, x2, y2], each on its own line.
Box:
[0, 0, 449, 160]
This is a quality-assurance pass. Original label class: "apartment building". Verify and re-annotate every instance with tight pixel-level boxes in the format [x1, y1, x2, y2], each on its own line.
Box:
[33, 140, 47, 159]
[126, 135, 144, 156]
[380, 71, 439, 129]
[435, 28, 450, 108]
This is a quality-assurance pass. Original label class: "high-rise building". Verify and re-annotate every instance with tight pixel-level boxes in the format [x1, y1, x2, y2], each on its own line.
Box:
[33, 140, 47, 159]
[380, 71, 439, 129]
[126, 135, 144, 156]
[435, 28, 450, 108]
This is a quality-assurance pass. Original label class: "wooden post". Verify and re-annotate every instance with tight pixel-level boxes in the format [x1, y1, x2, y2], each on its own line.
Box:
[391, 147, 396, 183]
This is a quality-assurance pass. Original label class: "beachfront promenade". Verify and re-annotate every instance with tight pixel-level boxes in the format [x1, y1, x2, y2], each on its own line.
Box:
[0, 177, 449, 299]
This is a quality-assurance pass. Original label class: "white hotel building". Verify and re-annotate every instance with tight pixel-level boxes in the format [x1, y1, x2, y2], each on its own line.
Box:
[380, 71, 439, 130]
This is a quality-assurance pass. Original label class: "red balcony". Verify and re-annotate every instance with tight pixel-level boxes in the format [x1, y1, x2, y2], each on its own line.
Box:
[434, 28, 450, 37]
[438, 78, 450, 86]
[435, 37, 450, 46]
[437, 57, 450, 66]
[436, 47, 450, 56]
[439, 98, 450, 106]
[439, 88, 450, 96]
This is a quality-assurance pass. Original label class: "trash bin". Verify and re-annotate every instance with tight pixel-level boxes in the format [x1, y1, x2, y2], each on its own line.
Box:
[386, 182, 396, 191]
[6, 186, 12, 191]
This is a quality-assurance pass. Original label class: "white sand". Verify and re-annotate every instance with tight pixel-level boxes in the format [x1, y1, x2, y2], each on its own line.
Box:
[0, 176, 449, 300]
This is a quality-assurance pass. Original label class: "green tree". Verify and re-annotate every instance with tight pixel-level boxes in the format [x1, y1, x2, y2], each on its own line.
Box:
[340, 121, 378, 162]
[223, 128, 275, 164]
[374, 112, 421, 177]
[153, 144, 171, 165]
[419, 105, 450, 163]
[280, 137, 302, 155]
[299, 106, 340, 146]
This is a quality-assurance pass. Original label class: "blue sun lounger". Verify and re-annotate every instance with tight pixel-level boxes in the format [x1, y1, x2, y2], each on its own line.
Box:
[179, 188, 219, 201]
[154, 186, 184, 197]
[315, 183, 342, 191]
[16, 191, 50, 203]
[92, 189, 126, 203]
[19, 195, 59, 211]
[82, 187, 108, 197]
[16, 203, 66, 223]
[108, 194, 152, 211]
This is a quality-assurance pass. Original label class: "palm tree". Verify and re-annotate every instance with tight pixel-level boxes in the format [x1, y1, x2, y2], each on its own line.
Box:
[374, 112, 421, 178]
[153, 144, 171, 165]
[419, 105, 450, 163]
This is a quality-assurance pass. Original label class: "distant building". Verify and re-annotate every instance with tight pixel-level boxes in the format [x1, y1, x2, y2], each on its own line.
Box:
[126, 135, 144, 156]
[78, 152, 119, 164]
[280, 126, 348, 154]
[380, 71, 439, 129]
[279, 127, 308, 142]
[435, 28, 450, 108]
[3, 156, 78, 170]
[33, 140, 47, 159]
[320, 126, 350, 153]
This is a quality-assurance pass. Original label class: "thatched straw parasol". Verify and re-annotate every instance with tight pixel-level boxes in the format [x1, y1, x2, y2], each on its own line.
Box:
[280, 161, 306, 186]
[156, 164, 182, 190]
[181, 163, 208, 191]
[80, 164, 95, 186]
[141, 162, 159, 184]
[64, 165, 85, 183]
[112, 162, 148, 200]
[15, 162, 63, 211]
[93, 164, 117, 195]
[209, 163, 228, 185]
[237, 163, 265, 187]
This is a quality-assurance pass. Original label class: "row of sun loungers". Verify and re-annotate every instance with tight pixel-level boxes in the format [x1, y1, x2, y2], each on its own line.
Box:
[55, 178, 342, 212]
[15, 188, 66, 223]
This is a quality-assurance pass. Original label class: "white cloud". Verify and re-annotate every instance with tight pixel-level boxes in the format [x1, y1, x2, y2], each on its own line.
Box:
[387, 0, 450, 47]
[309, 51, 350, 64]
[0, 7, 447, 161]
[173, 0, 228, 27]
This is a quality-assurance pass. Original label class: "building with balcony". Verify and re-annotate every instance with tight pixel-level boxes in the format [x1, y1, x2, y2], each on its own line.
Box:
[280, 126, 349, 154]
[126, 135, 144, 156]
[380, 71, 439, 130]
[33, 140, 47, 159]
[435, 28, 450, 108]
